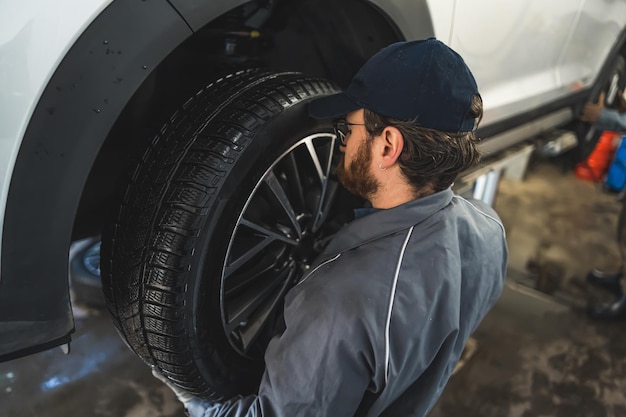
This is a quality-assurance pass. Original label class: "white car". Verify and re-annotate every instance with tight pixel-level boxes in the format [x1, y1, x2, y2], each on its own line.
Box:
[1, 0, 625, 400]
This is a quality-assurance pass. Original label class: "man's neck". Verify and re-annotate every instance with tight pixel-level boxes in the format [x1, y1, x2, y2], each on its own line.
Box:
[369, 183, 435, 209]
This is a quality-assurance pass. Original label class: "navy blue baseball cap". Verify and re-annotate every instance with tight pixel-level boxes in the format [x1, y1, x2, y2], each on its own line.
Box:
[308, 38, 480, 132]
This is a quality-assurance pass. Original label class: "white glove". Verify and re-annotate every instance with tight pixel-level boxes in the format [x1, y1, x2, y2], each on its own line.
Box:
[152, 368, 198, 406]
[152, 368, 226, 417]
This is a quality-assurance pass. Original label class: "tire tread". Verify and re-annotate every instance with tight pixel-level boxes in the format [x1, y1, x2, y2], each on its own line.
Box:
[101, 69, 340, 399]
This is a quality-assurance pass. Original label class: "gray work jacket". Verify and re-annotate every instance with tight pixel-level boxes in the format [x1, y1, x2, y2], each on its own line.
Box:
[192, 188, 508, 417]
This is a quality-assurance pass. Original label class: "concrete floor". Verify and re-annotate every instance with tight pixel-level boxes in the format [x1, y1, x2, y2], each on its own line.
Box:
[1, 157, 626, 416]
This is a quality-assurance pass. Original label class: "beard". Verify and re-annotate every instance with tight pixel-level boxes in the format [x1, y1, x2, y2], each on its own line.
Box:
[337, 138, 380, 201]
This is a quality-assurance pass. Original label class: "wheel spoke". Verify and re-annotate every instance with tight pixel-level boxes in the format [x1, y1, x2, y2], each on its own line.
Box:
[224, 279, 279, 335]
[222, 132, 345, 357]
[224, 256, 281, 296]
[263, 170, 302, 238]
[225, 219, 298, 276]
[315, 180, 339, 231]
[237, 275, 292, 353]
[284, 153, 306, 212]
[304, 138, 326, 184]
[224, 265, 293, 341]
[311, 138, 337, 231]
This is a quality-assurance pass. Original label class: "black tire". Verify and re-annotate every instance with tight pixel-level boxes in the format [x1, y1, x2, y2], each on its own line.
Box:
[100, 69, 358, 400]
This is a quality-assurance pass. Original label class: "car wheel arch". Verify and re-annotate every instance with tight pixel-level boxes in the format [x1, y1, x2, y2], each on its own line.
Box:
[0, 0, 428, 361]
[0, 0, 193, 356]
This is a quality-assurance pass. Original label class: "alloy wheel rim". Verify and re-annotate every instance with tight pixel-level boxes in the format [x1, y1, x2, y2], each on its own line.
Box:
[221, 132, 341, 357]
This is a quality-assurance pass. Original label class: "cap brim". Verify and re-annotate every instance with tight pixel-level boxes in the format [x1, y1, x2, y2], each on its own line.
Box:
[308, 92, 361, 119]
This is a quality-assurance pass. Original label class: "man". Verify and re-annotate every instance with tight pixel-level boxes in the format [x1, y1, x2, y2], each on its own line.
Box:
[579, 90, 626, 320]
[580, 90, 626, 132]
[155, 38, 508, 417]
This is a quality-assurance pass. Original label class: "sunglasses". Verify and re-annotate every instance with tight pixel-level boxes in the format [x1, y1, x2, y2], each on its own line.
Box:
[333, 119, 366, 146]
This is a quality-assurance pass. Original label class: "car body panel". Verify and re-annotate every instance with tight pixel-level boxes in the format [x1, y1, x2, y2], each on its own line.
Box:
[376, 0, 626, 127]
[0, 0, 113, 279]
[0, 0, 192, 360]
[367, 0, 437, 42]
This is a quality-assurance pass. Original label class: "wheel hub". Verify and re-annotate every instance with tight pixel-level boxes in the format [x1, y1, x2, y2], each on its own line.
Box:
[293, 230, 318, 266]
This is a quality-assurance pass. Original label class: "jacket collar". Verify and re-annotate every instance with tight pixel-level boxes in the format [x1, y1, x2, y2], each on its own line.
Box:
[324, 188, 454, 255]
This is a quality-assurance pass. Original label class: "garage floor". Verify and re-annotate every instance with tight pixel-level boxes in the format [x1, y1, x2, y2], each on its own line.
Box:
[2, 156, 626, 417]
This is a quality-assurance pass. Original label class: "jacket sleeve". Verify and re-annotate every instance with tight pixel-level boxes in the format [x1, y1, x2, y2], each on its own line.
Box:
[597, 108, 626, 132]
[191, 284, 374, 417]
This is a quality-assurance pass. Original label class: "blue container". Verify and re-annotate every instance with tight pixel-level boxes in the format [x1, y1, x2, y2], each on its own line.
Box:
[605, 136, 626, 191]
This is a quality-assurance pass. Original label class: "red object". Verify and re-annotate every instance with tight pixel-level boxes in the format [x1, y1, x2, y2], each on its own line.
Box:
[575, 131, 621, 182]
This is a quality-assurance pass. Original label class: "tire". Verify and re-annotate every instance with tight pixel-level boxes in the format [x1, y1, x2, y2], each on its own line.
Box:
[100, 69, 359, 400]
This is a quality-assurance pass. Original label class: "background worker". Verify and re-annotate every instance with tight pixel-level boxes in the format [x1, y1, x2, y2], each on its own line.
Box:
[154, 38, 508, 417]
[580, 90, 626, 132]
[580, 89, 626, 320]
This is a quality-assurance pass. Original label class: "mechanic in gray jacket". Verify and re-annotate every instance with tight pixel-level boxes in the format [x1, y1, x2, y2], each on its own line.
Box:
[155, 38, 508, 417]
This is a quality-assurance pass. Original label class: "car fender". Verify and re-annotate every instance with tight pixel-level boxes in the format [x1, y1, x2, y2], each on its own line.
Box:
[0, 0, 230, 360]
[0, 0, 113, 280]
[367, 0, 438, 42]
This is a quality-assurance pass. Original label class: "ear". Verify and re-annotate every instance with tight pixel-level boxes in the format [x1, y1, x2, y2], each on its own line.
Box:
[376, 126, 404, 169]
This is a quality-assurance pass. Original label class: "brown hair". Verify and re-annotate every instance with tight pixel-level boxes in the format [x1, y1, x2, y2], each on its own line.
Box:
[364, 94, 483, 194]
